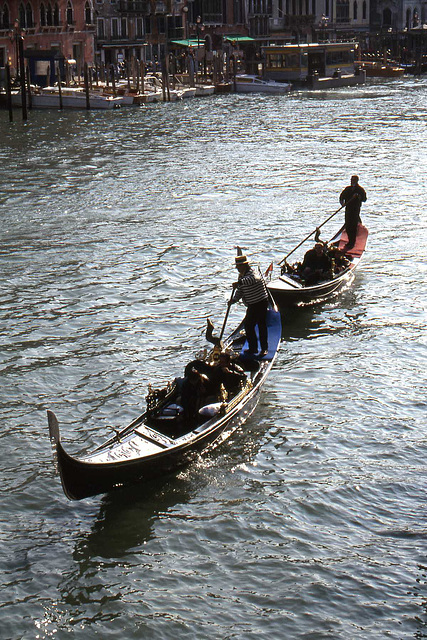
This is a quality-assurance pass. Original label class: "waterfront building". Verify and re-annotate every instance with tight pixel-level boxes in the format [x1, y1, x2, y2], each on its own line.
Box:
[0, 0, 95, 71]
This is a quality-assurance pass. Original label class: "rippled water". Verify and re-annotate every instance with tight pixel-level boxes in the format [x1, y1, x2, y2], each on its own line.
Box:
[1, 77, 427, 639]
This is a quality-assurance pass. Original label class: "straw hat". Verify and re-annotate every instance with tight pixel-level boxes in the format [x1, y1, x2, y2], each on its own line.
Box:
[235, 254, 249, 266]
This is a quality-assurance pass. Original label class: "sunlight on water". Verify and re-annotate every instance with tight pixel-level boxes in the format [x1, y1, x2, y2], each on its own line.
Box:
[1, 76, 427, 639]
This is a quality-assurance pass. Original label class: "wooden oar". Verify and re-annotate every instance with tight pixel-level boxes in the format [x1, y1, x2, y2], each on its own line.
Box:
[278, 198, 355, 266]
[219, 285, 237, 342]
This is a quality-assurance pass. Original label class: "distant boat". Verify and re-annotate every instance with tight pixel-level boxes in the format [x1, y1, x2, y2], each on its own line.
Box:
[195, 84, 216, 96]
[268, 224, 369, 309]
[13, 86, 123, 109]
[48, 306, 282, 500]
[9, 85, 123, 109]
[234, 74, 292, 94]
[359, 60, 405, 78]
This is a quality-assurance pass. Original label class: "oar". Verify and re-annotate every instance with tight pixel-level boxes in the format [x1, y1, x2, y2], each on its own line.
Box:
[278, 198, 356, 266]
[219, 284, 237, 343]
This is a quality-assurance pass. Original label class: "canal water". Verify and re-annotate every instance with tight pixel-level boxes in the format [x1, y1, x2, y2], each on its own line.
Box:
[0, 77, 426, 639]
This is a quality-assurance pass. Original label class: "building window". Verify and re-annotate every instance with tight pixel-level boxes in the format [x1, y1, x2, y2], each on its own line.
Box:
[145, 15, 151, 33]
[362, 0, 366, 19]
[353, 0, 357, 19]
[136, 17, 144, 37]
[19, 3, 25, 25]
[121, 17, 127, 36]
[53, 2, 59, 25]
[66, 1, 73, 24]
[112, 17, 119, 37]
[97, 16, 104, 36]
[336, 0, 349, 23]
[40, 2, 45, 24]
[85, 1, 92, 24]
[1, 3, 10, 28]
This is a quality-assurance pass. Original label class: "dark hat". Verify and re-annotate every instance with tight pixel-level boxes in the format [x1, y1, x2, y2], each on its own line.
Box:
[235, 254, 249, 266]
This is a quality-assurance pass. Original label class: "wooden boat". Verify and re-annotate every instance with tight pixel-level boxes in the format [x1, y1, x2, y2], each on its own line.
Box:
[268, 224, 368, 309]
[359, 60, 405, 78]
[48, 306, 282, 500]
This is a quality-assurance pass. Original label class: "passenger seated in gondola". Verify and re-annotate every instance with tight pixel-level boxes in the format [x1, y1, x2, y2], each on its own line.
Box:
[301, 242, 332, 284]
[180, 367, 209, 423]
[328, 245, 350, 274]
[209, 352, 247, 397]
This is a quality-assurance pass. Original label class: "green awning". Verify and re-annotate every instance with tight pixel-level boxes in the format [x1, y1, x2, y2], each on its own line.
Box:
[224, 36, 255, 43]
[170, 39, 202, 48]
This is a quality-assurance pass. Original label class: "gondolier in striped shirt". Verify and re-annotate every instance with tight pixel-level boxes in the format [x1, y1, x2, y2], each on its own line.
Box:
[231, 253, 269, 358]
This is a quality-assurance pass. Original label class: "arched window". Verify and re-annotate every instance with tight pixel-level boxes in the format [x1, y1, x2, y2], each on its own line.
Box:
[353, 0, 357, 19]
[40, 2, 46, 25]
[26, 2, 33, 27]
[66, 1, 73, 25]
[383, 8, 392, 26]
[2, 3, 10, 29]
[19, 2, 25, 25]
[336, 0, 349, 23]
[406, 8, 411, 28]
[362, 0, 366, 19]
[412, 8, 419, 27]
[84, 1, 92, 24]
[53, 2, 59, 25]
[46, 2, 52, 24]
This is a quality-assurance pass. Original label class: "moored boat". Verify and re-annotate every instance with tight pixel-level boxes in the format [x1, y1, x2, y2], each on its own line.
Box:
[268, 224, 369, 309]
[48, 305, 281, 500]
[195, 84, 216, 96]
[359, 60, 405, 77]
[12, 86, 123, 109]
[234, 74, 291, 94]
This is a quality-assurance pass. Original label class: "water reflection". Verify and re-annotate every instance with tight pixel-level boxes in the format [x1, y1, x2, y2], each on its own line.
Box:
[72, 477, 196, 561]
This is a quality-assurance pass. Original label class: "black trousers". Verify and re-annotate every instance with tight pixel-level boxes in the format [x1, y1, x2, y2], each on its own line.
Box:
[245, 300, 269, 353]
[345, 209, 361, 249]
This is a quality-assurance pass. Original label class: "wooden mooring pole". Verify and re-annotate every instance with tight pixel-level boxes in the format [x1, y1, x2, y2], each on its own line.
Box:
[84, 63, 90, 110]
[18, 35, 27, 120]
[5, 63, 13, 122]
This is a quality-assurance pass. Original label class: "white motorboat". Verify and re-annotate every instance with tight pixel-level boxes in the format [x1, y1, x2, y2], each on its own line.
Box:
[195, 84, 216, 96]
[12, 86, 123, 109]
[177, 86, 197, 99]
[234, 75, 291, 94]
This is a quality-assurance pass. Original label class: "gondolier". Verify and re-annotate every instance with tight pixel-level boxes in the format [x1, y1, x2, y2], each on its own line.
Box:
[339, 175, 367, 250]
[232, 253, 269, 358]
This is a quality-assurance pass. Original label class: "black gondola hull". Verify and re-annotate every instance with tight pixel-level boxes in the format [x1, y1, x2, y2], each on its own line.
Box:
[48, 306, 282, 500]
[268, 224, 368, 309]
[53, 387, 261, 500]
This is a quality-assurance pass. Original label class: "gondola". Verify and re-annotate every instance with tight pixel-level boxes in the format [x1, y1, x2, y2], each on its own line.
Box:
[268, 223, 369, 309]
[48, 305, 282, 501]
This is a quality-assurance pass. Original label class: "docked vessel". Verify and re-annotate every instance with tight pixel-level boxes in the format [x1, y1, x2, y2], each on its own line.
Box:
[234, 74, 291, 94]
[12, 86, 123, 109]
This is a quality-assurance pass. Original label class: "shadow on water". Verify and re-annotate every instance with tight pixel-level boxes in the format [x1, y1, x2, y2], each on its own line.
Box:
[72, 475, 198, 562]
[278, 280, 364, 343]
[70, 401, 274, 566]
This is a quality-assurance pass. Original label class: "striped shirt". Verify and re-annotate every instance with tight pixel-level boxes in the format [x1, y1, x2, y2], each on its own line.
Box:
[234, 267, 268, 307]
